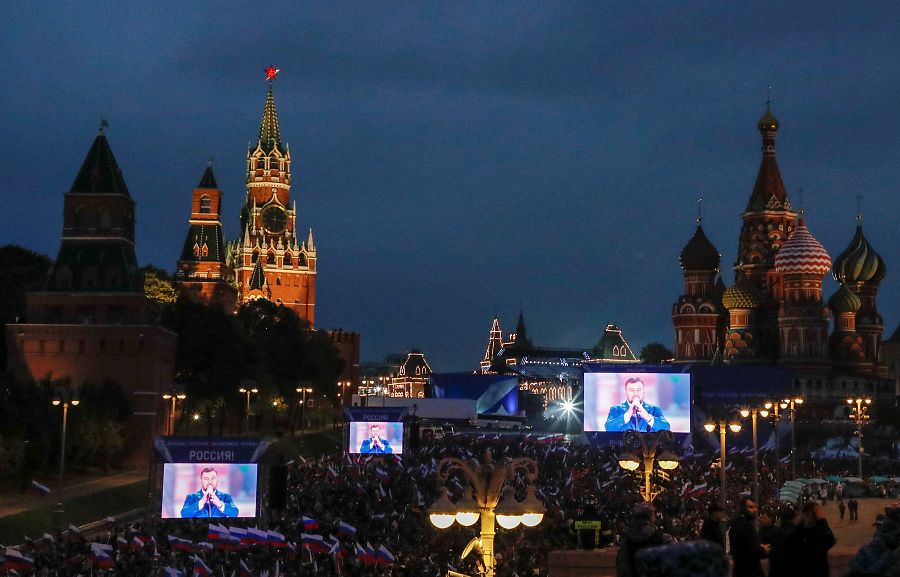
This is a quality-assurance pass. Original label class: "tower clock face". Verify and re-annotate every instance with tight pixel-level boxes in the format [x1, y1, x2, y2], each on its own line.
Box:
[261, 205, 287, 234]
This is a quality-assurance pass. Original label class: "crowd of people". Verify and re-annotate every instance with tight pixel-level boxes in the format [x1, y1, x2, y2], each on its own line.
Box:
[2, 431, 898, 577]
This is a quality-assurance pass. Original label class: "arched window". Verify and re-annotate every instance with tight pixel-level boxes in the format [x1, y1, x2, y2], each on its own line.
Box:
[266, 252, 276, 265]
[193, 243, 201, 258]
[251, 251, 259, 263]
[276, 277, 282, 286]
[201, 244, 209, 257]
[298, 254, 307, 267]
[200, 195, 212, 214]
[283, 253, 293, 267]
[256, 158, 265, 169]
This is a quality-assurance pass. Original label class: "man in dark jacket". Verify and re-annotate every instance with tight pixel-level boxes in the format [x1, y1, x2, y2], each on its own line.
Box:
[698, 502, 726, 551]
[616, 503, 671, 577]
[769, 509, 798, 577]
[792, 502, 836, 577]
[728, 497, 769, 577]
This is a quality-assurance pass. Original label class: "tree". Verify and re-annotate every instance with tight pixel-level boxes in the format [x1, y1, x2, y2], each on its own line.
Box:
[143, 264, 177, 304]
[640, 342, 674, 364]
[0, 245, 52, 371]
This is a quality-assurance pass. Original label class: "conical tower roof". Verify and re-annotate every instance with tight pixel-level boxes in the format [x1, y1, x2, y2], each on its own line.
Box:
[198, 163, 218, 189]
[483, 316, 504, 364]
[248, 258, 267, 290]
[746, 106, 791, 212]
[680, 224, 720, 271]
[257, 83, 283, 154]
[70, 128, 130, 197]
[832, 225, 886, 285]
[774, 219, 831, 277]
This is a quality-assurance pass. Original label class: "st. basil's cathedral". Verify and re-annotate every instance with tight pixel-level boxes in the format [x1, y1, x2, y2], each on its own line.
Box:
[673, 105, 897, 404]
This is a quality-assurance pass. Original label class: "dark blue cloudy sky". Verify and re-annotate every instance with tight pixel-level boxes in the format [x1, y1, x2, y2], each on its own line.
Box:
[2, 2, 899, 371]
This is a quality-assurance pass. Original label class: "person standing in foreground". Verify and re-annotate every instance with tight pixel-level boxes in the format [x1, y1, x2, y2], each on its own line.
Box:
[786, 502, 836, 577]
[616, 503, 672, 577]
[728, 497, 769, 577]
[698, 502, 726, 551]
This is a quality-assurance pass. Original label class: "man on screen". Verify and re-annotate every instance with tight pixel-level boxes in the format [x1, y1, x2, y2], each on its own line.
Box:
[604, 377, 670, 432]
[180, 467, 239, 518]
[359, 424, 393, 454]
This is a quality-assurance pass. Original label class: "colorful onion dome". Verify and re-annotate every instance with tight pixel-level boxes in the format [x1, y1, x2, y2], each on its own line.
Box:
[722, 273, 762, 310]
[679, 224, 720, 271]
[758, 108, 779, 132]
[832, 225, 886, 285]
[774, 219, 831, 276]
[828, 284, 862, 314]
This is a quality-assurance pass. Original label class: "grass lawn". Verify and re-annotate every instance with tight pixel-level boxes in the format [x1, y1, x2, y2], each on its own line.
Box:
[0, 480, 148, 545]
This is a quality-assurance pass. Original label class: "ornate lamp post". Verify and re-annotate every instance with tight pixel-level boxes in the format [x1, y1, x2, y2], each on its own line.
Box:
[161, 391, 187, 436]
[429, 450, 545, 577]
[52, 389, 80, 486]
[616, 430, 680, 502]
[239, 385, 259, 432]
[296, 386, 313, 429]
[780, 397, 803, 479]
[739, 407, 769, 505]
[704, 419, 742, 511]
[847, 397, 871, 479]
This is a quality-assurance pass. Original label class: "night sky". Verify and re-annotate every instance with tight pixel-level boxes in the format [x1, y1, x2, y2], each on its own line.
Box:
[3, 3, 899, 371]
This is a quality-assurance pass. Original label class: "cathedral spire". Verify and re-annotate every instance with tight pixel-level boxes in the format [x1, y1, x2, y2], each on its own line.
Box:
[257, 66, 283, 153]
[746, 102, 792, 213]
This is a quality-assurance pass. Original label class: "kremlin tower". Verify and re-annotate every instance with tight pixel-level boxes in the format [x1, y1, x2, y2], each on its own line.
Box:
[228, 66, 317, 324]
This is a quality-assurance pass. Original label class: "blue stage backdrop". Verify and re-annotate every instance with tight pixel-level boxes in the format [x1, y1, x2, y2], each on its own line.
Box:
[430, 373, 519, 416]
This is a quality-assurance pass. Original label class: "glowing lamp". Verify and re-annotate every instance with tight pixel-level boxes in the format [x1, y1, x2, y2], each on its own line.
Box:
[704, 423, 716, 433]
[795, 398, 804, 405]
[519, 486, 546, 527]
[617, 452, 641, 471]
[495, 486, 525, 529]
[847, 399, 854, 404]
[656, 450, 680, 471]
[429, 487, 457, 529]
[739, 409, 750, 418]
[760, 410, 769, 418]
[729, 423, 742, 433]
[454, 491, 480, 527]
[71, 399, 80, 406]
[764, 402, 773, 410]
[780, 402, 788, 410]
[52, 399, 61, 406]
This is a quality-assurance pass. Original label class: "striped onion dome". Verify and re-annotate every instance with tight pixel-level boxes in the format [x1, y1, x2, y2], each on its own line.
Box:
[828, 284, 861, 314]
[774, 219, 831, 277]
[832, 225, 886, 285]
[722, 273, 763, 310]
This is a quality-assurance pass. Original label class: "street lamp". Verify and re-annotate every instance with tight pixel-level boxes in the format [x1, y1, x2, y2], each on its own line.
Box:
[296, 386, 313, 429]
[777, 397, 803, 479]
[847, 397, 872, 479]
[704, 419, 742, 511]
[429, 450, 545, 577]
[161, 391, 187, 436]
[52, 389, 80, 486]
[738, 407, 769, 505]
[239, 386, 259, 432]
[616, 430, 680, 502]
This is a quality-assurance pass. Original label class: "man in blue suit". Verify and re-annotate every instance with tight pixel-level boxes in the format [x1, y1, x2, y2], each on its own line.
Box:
[359, 424, 393, 454]
[180, 468, 239, 518]
[605, 377, 670, 432]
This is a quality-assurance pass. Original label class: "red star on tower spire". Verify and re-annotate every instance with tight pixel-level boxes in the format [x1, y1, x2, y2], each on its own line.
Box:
[265, 65, 280, 81]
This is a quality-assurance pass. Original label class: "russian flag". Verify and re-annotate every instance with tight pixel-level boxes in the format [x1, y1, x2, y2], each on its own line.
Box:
[116, 537, 128, 551]
[66, 524, 84, 542]
[131, 536, 145, 551]
[196, 542, 214, 553]
[301, 533, 328, 553]
[30, 480, 50, 496]
[168, 535, 194, 553]
[192, 555, 213, 577]
[302, 516, 319, 531]
[336, 521, 357, 538]
[239, 559, 253, 577]
[355, 542, 367, 563]
[3, 548, 34, 571]
[365, 542, 377, 565]
[214, 534, 242, 551]
[230, 526, 249, 545]
[247, 527, 268, 546]
[89, 543, 116, 569]
[207, 522, 230, 540]
[267, 530, 287, 548]
[161, 568, 185, 577]
[377, 545, 396, 565]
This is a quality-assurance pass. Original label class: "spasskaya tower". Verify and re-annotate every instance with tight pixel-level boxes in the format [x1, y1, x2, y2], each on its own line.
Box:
[228, 66, 317, 324]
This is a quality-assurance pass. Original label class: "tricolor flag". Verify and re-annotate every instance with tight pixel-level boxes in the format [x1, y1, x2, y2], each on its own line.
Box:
[267, 530, 287, 548]
[161, 568, 185, 577]
[365, 542, 377, 565]
[41, 532, 56, 544]
[247, 527, 268, 546]
[214, 534, 242, 551]
[89, 543, 116, 569]
[167, 535, 194, 553]
[192, 554, 213, 577]
[196, 542, 214, 552]
[30, 480, 50, 496]
[336, 521, 357, 538]
[66, 524, 84, 542]
[230, 526, 248, 545]
[377, 544, 396, 565]
[239, 559, 253, 577]
[3, 548, 34, 571]
[355, 543, 367, 563]
[131, 536, 145, 551]
[116, 537, 129, 551]
[208, 523, 230, 540]
[302, 516, 319, 531]
[300, 533, 328, 553]
[690, 482, 708, 496]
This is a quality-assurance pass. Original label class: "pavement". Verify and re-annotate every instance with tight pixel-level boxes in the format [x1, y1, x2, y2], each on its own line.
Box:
[821, 496, 895, 556]
[0, 470, 147, 519]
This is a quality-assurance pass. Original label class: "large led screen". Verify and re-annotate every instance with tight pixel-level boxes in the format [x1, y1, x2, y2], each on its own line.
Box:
[161, 463, 258, 519]
[349, 421, 403, 455]
[583, 372, 691, 433]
